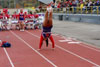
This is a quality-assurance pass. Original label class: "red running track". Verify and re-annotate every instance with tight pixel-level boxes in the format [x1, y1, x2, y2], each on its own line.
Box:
[0, 30, 100, 67]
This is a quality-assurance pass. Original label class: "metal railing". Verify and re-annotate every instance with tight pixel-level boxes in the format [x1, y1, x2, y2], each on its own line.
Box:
[38, 6, 100, 15]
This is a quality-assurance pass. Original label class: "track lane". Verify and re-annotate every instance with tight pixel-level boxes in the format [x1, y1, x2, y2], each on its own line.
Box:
[12, 30, 96, 67]
[52, 34, 100, 66]
[53, 34, 100, 52]
[0, 31, 54, 67]
[0, 48, 11, 67]
[0, 32, 14, 67]
[26, 30, 100, 67]
[31, 30, 100, 52]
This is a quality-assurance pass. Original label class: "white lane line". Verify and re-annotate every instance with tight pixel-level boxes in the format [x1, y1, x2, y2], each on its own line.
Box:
[59, 39, 81, 44]
[61, 36, 100, 52]
[10, 31, 57, 67]
[26, 31, 100, 67]
[3, 48, 14, 67]
[93, 66, 100, 67]
[55, 45, 100, 67]
[78, 43, 100, 52]
[59, 40, 72, 42]
[68, 42, 81, 44]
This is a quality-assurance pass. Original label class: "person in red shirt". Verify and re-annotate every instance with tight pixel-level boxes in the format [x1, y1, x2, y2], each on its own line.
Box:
[18, 9, 25, 31]
[38, 4, 42, 12]
[28, 11, 34, 19]
[0, 13, 3, 19]
[2, 13, 8, 30]
[57, 2, 61, 8]
[5, 13, 10, 19]
[3, 9, 10, 19]
[34, 13, 39, 18]
[3, 9, 8, 14]
[24, 12, 28, 19]
[33, 12, 39, 29]
[12, 12, 18, 19]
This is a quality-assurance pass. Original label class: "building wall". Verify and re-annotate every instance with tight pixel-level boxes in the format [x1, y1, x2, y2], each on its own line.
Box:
[0, 0, 38, 8]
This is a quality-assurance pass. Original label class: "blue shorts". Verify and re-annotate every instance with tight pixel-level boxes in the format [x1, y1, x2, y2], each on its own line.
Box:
[42, 32, 51, 38]
[19, 20, 24, 22]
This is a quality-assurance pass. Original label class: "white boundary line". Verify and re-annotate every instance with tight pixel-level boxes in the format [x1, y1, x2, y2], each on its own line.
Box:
[77, 40, 100, 50]
[78, 43, 100, 52]
[10, 31, 57, 67]
[61, 36, 100, 52]
[25, 31, 100, 67]
[3, 48, 14, 67]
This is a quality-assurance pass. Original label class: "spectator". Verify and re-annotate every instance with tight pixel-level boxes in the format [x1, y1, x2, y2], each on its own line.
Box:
[80, 2, 84, 9]
[12, 12, 18, 19]
[33, 12, 40, 29]
[72, 1, 77, 7]
[28, 11, 34, 19]
[38, 4, 42, 12]
[57, 2, 61, 8]
[24, 12, 28, 19]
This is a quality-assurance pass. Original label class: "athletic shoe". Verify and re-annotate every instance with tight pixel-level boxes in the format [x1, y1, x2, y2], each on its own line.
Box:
[20, 29, 24, 31]
[22, 29, 24, 31]
[47, 6, 53, 12]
